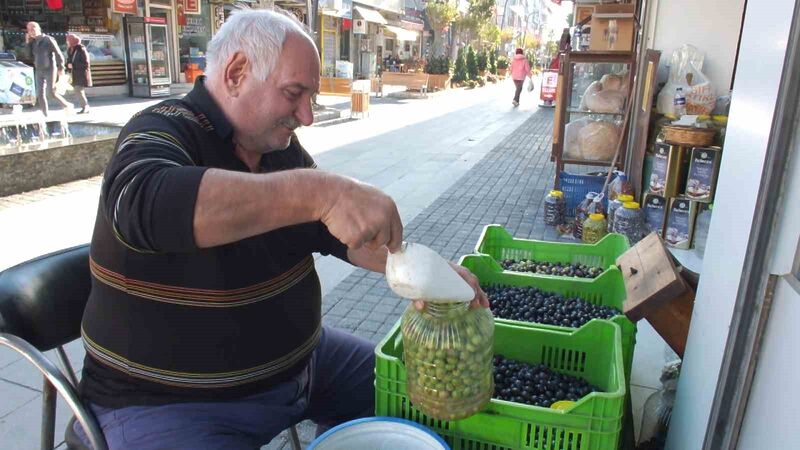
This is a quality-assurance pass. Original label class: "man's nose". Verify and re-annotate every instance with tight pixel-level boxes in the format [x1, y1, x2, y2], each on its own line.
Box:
[295, 98, 314, 127]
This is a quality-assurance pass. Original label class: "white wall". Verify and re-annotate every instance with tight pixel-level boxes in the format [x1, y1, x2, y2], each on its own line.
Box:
[665, 0, 797, 448]
[645, 0, 746, 96]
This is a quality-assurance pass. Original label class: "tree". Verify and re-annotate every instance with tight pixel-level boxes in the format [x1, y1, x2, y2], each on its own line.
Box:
[489, 49, 497, 74]
[500, 27, 515, 46]
[426, 0, 459, 57]
[466, 45, 479, 80]
[477, 49, 488, 72]
[453, 47, 468, 83]
[479, 23, 501, 49]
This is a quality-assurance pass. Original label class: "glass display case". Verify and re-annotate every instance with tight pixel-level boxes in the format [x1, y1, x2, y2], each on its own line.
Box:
[552, 51, 636, 188]
[123, 16, 171, 98]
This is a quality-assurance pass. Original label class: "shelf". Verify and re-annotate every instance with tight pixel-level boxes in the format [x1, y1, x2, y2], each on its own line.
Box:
[560, 158, 621, 166]
[566, 51, 634, 64]
[668, 247, 704, 274]
[567, 108, 624, 116]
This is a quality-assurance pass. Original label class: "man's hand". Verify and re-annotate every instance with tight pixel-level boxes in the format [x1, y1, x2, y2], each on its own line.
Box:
[319, 176, 403, 253]
[413, 263, 490, 311]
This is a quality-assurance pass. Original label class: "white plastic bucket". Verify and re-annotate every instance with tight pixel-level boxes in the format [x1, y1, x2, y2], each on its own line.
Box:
[307, 417, 450, 450]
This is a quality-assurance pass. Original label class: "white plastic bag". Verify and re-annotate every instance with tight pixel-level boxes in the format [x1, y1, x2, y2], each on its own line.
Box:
[385, 243, 474, 302]
[527, 77, 534, 92]
[564, 117, 620, 162]
[656, 45, 716, 115]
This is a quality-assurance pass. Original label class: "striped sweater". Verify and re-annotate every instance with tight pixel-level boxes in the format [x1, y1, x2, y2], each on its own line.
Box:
[79, 78, 347, 407]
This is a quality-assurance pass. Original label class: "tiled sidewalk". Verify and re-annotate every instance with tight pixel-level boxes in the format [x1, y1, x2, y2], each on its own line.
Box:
[267, 108, 562, 449]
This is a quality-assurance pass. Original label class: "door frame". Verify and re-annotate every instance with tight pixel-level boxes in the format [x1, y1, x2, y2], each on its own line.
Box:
[146, 1, 181, 84]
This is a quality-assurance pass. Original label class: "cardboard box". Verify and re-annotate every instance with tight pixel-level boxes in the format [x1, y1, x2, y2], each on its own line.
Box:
[0, 60, 36, 106]
[649, 143, 688, 197]
[643, 194, 668, 238]
[683, 146, 722, 203]
[664, 198, 699, 249]
[589, 4, 635, 52]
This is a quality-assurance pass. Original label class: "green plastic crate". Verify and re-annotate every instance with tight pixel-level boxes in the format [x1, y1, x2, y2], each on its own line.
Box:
[375, 320, 626, 450]
[459, 254, 636, 381]
[474, 225, 630, 277]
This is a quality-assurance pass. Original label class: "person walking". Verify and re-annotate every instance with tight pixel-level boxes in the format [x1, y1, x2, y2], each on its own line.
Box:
[510, 48, 531, 107]
[66, 33, 91, 114]
[25, 21, 74, 116]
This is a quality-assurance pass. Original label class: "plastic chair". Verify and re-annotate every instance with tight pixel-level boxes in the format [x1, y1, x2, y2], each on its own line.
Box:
[0, 244, 303, 450]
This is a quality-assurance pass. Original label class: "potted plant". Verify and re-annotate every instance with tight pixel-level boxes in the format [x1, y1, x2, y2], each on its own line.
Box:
[452, 48, 468, 87]
[466, 46, 479, 81]
[496, 55, 509, 78]
[477, 50, 488, 77]
[424, 56, 452, 91]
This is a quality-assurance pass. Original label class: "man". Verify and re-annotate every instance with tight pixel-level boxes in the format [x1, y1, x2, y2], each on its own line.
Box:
[25, 22, 74, 116]
[75, 9, 488, 450]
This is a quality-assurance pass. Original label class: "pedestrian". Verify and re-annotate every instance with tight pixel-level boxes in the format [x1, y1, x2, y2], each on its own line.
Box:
[73, 9, 488, 450]
[24, 21, 74, 116]
[66, 33, 91, 114]
[510, 48, 531, 107]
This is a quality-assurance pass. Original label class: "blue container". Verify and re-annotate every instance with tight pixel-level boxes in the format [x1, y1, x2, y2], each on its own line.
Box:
[559, 171, 614, 217]
[308, 417, 450, 450]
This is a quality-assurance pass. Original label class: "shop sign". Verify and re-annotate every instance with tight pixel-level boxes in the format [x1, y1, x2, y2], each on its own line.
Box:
[213, 4, 225, 33]
[112, 0, 136, 15]
[75, 33, 117, 41]
[185, 0, 201, 15]
[320, 0, 352, 19]
[353, 0, 401, 14]
[182, 16, 208, 36]
[177, 0, 187, 26]
[353, 18, 367, 34]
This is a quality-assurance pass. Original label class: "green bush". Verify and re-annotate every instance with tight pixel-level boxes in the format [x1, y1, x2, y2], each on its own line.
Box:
[477, 77, 486, 87]
[465, 80, 477, 89]
[477, 50, 488, 72]
[496, 55, 509, 70]
[489, 50, 497, 75]
[453, 48, 468, 83]
[466, 45, 478, 81]
[525, 49, 537, 69]
[425, 56, 451, 75]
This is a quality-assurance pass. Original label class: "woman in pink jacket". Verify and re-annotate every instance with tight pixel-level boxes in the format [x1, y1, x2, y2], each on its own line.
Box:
[510, 48, 532, 107]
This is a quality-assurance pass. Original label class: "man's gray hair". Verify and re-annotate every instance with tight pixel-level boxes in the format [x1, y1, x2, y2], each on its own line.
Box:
[205, 8, 316, 81]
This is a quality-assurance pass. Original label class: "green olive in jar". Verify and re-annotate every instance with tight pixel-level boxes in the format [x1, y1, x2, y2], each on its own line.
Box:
[401, 301, 494, 421]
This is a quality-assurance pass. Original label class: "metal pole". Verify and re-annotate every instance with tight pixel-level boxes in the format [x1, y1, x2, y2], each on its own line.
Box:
[41, 380, 56, 450]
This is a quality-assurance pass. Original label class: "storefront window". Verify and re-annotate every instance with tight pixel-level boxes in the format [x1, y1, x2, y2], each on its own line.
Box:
[179, 0, 212, 77]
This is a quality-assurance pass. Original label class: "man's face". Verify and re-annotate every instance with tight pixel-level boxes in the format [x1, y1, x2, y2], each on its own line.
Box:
[228, 34, 319, 154]
[27, 23, 41, 37]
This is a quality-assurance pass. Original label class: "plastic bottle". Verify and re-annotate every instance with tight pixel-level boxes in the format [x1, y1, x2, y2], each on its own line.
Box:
[607, 172, 635, 201]
[673, 88, 686, 117]
[401, 301, 494, 420]
[543, 190, 567, 226]
[573, 27, 582, 51]
[582, 213, 608, 244]
[607, 193, 634, 233]
[573, 192, 597, 240]
[588, 192, 606, 216]
[613, 201, 644, 245]
[693, 204, 713, 254]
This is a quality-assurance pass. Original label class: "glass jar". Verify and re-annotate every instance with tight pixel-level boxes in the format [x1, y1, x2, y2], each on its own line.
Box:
[582, 213, 607, 244]
[401, 301, 494, 420]
[607, 194, 634, 233]
[613, 201, 644, 245]
[543, 190, 566, 226]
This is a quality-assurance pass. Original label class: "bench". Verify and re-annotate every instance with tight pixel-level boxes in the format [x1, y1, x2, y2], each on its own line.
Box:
[380, 72, 429, 96]
[319, 77, 353, 96]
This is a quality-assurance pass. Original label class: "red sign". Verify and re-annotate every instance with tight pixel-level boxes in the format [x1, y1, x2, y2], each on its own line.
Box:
[144, 17, 167, 24]
[185, 0, 200, 14]
[46, 0, 63, 10]
[112, 0, 136, 14]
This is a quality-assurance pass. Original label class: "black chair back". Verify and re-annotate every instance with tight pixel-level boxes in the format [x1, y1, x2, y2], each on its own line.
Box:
[0, 244, 90, 351]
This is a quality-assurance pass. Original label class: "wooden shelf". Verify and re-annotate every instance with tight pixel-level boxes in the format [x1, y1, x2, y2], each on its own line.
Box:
[567, 108, 624, 116]
[565, 51, 634, 64]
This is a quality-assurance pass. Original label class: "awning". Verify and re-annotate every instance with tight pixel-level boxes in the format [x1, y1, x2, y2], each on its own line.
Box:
[384, 25, 418, 41]
[354, 5, 387, 24]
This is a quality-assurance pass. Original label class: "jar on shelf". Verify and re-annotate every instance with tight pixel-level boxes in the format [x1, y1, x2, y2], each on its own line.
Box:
[543, 190, 566, 226]
[613, 201, 644, 245]
[582, 213, 608, 244]
[607, 194, 634, 233]
[401, 301, 494, 421]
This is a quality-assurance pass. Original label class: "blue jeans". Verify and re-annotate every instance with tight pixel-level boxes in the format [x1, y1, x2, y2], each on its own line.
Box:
[74, 326, 375, 449]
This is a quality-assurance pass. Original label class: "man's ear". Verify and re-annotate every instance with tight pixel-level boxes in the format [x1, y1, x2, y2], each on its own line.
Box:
[223, 51, 249, 97]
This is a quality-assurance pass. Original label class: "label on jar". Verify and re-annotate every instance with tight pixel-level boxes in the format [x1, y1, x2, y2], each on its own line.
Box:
[665, 199, 695, 249]
[649, 143, 670, 195]
[643, 194, 667, 238]
[685, 147, 720, 202]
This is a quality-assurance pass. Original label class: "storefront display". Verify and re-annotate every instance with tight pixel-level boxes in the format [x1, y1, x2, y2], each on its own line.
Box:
[178, 0, 211, 82]
[124, 16, 171, 97]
